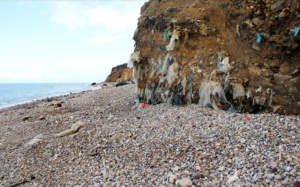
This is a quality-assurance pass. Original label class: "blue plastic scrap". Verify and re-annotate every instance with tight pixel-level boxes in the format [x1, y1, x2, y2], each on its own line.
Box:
[257, 33, 269, 44]
[158, 47, 163, 52]
[189, 74, 194, 82]
[257, 33, 263, 44]
[217, 56, 223, 68]
[189, 74, 194, 94]
[164, 29, 168, 43]
[227, 108, 237, 113]
[295, 26, 300, 36]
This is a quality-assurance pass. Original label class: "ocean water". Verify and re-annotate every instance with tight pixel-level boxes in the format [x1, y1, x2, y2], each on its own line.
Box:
[0, 83, 100, 109]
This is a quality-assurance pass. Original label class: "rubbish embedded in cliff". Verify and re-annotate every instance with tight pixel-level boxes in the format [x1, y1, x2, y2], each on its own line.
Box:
[166, 29, 180, 51]
[128, 51, 140, 68]
[295, 26, 300, 36]
[164, 29, 168, 43]
[267, 88, 275, 106]
[236, 24, 240, 37]
[256, 33, 269, 44]
[217, 55, 223, 68]
[231, 83, 245, 99]
[172, 83, 182, 106]
[141, 104, 149, 109]
[161, 53, 170, 74]
[189, 74, 194, 93]
[217, 57, 232, 73]
[181, 76, 187, 95]
[167, 62, 178, 85]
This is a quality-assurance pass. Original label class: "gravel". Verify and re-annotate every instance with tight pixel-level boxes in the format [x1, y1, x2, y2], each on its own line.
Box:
[0, 84, 299, 186]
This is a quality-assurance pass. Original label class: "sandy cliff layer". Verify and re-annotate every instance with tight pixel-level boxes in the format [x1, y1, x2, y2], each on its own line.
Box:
[105, 63, 133, 82]
[129, 0, 300, 114]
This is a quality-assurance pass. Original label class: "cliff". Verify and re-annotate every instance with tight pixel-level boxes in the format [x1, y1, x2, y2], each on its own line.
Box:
[129, 0, 300, 114]
[105, 63, 133, 82]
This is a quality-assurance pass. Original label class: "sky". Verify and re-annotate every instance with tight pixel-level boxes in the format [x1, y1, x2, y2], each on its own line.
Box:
[0, 0, 148, 83]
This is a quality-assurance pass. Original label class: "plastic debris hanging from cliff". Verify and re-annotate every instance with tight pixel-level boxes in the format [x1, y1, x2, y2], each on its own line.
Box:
[164, 29, 168, 43]
[218, 57, 232, 73]
[256, 33, 269, 44]
[199, 81, 228, 110]
[167, 61, 178, 85]
[166, 29, 180, 51]
[295, 26, 300, 36]
[128, 51, 140, 68]
[161, 53, 170, 74]
[231, 83, 245, 99]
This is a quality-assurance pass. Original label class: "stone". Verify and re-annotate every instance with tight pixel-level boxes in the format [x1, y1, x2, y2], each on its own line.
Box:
[271, 0, 284, 10]
[267, 174, 274, 180]
[240, 138, 246, 144]
[228, 172, 239, 183]
[55, 122, 85, 137]
[173, 166, 179, 171]
[204, 182, 215, 187]
[295, 181, 300, 187]
[169, 174, 177, 184]
[274, 74, 292, 82]
[54, 102, 62, 108]
[285, 166, 292, 172]
[279, 8, 290, 18]
[252, 18, 262, 26]
[116, 81, 128, 87]
[274, 174, 282, 180]
[178, 178, 193, 187]
[252, 43, 261, 51]
[22, 116, 31, 121]
[39, 116, 45, 120]
[191, 173, 202, 179]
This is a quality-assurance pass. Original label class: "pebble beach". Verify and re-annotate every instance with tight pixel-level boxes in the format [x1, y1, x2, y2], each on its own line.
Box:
[0, 84, 300, 187]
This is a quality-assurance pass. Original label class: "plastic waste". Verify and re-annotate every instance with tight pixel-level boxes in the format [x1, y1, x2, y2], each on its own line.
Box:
[257, 33, 269, 44]
[231, 83, 245, 99]
[181, 76, 187, 95]
[236, 24, 240, 37]
[189, 74, 194, 93]
[172, 83, 182, 106]
[189, 74, 194, 82]
[199, 80, 229, 109]
[161, 53, 170, 74]
[217, 56, 223, 68]
[227, 108, 237, 113]
[257, 33, 263, 44]
[295, 26, 300, 36]
[164, 29, 168, 43]
[218, 57, 232, 73]
[141, 104, 149, 109]
[158, 47, 163, 52]
[128, 51, 140, 68]
[166, 29, 180, 51]
[167, 63, 178, 85]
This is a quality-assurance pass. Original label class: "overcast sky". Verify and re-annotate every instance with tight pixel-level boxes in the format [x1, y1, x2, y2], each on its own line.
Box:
[0, 0, 147, 83]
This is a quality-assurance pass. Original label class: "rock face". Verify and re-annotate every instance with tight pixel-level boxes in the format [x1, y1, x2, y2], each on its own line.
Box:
[105, 63, 133, 82]
[129, 0, 300, 114]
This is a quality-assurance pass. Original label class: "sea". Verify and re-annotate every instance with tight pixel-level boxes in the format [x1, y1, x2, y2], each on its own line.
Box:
[0, 83, 101, 109]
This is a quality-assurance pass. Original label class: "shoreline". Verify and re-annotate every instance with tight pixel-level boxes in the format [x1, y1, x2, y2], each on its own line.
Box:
[0, 84, 299, 186]
[0, 84, 102, 111]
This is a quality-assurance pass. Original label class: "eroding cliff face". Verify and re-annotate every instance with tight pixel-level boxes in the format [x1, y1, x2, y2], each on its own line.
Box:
[105, 63, 133, 82]
[129, 0, 300, 114]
